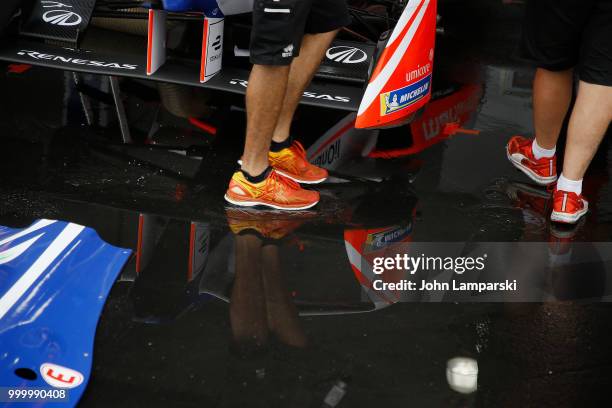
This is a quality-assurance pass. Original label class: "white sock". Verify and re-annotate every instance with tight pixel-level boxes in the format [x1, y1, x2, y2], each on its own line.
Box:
[557, 173, 583, 195]
[532, 139, 556, 160]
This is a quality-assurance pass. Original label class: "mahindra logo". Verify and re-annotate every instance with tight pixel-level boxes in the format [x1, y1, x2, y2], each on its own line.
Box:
[43, 9, 82, 26]
[326, 46, 367, 64]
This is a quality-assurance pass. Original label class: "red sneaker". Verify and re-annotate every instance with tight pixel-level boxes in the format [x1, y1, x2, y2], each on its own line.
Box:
[550, 188, 589, 224]
[506, 136, 557, 186]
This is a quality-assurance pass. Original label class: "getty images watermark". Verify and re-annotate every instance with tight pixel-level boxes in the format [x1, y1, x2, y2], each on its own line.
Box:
[361, 242, 612, 302]
[371, 253, 518, 292]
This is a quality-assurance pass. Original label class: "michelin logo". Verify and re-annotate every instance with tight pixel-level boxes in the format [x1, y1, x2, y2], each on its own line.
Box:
[381, 74, 432, 116]
[365, 225, 413, 253]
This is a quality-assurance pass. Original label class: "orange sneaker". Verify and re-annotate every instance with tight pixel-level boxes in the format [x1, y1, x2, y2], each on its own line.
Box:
[550, 188, 589, 224]
[269, 141, 328, 184]
[506, 136, 557, 186]
[225, 169, 320, 210]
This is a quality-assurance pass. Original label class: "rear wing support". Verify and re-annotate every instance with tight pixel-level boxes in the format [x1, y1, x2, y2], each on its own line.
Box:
[146, 9, 223, 83]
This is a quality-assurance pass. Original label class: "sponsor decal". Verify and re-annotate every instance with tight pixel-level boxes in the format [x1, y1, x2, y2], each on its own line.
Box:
[229, 79, 350, 103]
[208, 7, 222, 17]
[312, 139, 341, 167]
[41, 1, 82, 27]
[229, 78, 249, 87]
[406, 63, 431, 83]
[282, 44, 294, 58]
[42, 9, 82, 26]
[326, 46, 368, 64]
[365, 225, 413, 253]
[40, 363, 84, 389]
[16, 50, 138, 70]
[303, 91, 350, 103]
[201, 18, 224, 82]
[209, 34, 222, 63]
[380, 74, 432, 116]
[212, 35, 222, 51]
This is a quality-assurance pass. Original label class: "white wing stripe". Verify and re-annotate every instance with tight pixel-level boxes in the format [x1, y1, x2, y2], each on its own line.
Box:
[0, 219, 56, 246]
[387, 0, 421, 46]
[0, 234, 44, 265]
[0, 223, 84, 320]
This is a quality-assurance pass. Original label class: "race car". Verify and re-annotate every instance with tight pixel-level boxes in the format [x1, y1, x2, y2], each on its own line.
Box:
[0, 0, 438, 130]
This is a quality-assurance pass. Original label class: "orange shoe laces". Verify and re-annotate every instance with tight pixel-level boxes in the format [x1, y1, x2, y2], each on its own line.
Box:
[290, 141, 307, 159]
[273, 141, 309, 171]
[269, 170, 300, 190]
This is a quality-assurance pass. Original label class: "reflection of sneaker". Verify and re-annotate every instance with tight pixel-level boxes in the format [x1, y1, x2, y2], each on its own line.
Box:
[506, 136, 557, 186]
[551, 189, 589, 224]
[505, 181, 551, 218]
[225, 207, 314, 239]
[225, 169, 320, 210]
[269, 141, 328, 184]
[549, 219, 583, 241]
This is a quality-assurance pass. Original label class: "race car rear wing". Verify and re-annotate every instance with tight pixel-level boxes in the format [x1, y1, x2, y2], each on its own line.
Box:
[1, 0, 368, 111]
[0, 38, 364, 111]
[1, 0, 439, 125]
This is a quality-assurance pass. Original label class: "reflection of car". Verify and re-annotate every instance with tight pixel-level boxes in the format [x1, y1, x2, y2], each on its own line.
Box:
[0, 169, 417, 405]
[0, 0, 438, 129]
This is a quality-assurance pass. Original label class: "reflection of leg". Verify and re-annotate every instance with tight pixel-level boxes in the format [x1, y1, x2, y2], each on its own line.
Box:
[272, 31, 339, 143]
[533, 68, 574, 150]
[561, 81, 612, 182]
[230, 234, 268, 348]
[262, 244, 308, 348]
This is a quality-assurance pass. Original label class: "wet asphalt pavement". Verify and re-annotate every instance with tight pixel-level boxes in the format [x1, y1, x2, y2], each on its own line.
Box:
[1, 1, 612, 407]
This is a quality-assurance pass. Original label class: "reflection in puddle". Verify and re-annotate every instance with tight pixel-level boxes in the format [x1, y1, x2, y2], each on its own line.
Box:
[0, 0, 611, 405]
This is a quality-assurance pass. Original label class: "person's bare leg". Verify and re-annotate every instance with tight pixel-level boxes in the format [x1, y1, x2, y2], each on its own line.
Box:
[242, 64, 290, 176]
[562, 81, 612, 180]
[533, 68, 574, 149]
[272, 31, 339, 143]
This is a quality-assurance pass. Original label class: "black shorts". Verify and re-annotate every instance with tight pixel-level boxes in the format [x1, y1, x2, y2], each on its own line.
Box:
[250, 0, 351, 66]
[521, 0, 612, 86]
